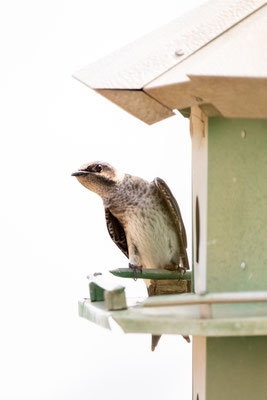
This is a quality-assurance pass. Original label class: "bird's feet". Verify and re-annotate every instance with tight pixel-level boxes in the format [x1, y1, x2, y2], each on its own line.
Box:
[129, 263, 142, 281]
[177, 265, 187, 277]
[176, 265, 188, 280]
[164, 264, 187, 278]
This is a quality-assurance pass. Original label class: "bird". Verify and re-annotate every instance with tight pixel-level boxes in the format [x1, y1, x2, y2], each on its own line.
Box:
[72, 161, 190, 349]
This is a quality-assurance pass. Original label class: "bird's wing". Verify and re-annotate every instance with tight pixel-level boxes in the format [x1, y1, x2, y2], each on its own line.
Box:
[105, 208, 128, 258]
[153, 177, 189, 270]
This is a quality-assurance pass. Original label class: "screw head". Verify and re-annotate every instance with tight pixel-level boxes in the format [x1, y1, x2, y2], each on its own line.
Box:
[175, 49, 184, 57]
[240, 262, 246, 270]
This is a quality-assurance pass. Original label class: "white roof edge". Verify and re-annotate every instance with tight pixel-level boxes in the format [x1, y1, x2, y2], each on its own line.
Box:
[74, 0, 266, 90]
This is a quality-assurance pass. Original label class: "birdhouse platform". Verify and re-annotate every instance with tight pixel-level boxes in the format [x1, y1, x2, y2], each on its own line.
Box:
[82, 269, 267, 337]
[79, 285, 267, 338]
[75, 0, 267, 399]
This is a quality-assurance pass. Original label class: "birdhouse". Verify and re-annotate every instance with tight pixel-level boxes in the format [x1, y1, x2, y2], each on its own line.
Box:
[75, 1, 267, 399]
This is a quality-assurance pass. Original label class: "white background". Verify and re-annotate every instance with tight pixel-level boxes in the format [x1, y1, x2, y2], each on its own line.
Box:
[0, 0, 203, 399]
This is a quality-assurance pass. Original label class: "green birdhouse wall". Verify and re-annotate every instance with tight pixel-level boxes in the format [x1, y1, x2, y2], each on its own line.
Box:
[191, 107, 267, 294]
[191, 106, 267, 400]
[207, 117, 267, 292]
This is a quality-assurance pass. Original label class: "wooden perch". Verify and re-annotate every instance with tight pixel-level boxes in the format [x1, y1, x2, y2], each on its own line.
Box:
[110, 268, 192, 281]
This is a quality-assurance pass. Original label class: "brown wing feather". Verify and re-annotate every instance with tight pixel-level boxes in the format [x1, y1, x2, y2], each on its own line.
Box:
[153, 177, 189, 270]
[105, 208, 128, 258]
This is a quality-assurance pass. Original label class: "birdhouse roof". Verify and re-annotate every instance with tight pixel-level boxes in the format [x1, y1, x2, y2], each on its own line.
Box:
[74, 0, 267, 124]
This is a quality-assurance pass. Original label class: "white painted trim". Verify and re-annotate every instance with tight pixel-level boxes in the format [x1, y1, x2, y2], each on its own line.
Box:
[191, 106, 208, 294]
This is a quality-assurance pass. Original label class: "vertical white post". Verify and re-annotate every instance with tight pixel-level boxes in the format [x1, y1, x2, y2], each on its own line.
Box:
[191, 106, 208, 295]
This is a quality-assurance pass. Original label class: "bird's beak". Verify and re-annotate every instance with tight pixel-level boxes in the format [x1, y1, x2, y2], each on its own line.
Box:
[71, 171, 89, 177]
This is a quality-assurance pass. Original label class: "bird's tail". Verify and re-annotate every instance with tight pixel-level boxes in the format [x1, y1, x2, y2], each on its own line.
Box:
[147, 278, 191, 351]
[151, 334, 190, 351]
[151, 335, 161, 351]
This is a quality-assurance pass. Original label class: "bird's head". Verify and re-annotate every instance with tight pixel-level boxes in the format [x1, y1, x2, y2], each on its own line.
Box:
[71, 161, 124, 199]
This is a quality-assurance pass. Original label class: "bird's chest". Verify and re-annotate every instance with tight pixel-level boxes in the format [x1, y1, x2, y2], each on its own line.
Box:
[124, 206, 179, 268]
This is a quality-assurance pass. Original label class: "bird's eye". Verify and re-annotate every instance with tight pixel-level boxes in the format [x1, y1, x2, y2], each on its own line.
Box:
[95, 164, 103, 173]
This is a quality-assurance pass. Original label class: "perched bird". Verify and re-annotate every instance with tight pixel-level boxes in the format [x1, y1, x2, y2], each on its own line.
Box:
[72, 161, 190, 349]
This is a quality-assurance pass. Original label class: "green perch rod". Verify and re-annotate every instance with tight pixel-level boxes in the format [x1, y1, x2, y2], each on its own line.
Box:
[110, 268, 191, 281]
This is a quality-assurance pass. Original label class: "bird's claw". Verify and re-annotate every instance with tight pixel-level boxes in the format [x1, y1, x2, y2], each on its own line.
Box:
[129, 263, 142, 281]
[164, 264, 186, 279]
[177, 266, 187, 279]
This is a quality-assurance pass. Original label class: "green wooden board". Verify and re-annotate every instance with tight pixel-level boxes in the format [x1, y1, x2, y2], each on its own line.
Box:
[79, 297, 267, 337]
[207, 118, 267, 292]
[206, 336, 267, 400]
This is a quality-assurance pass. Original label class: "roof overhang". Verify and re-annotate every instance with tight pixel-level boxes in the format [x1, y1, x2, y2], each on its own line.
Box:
[74, 0, 267, 124]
